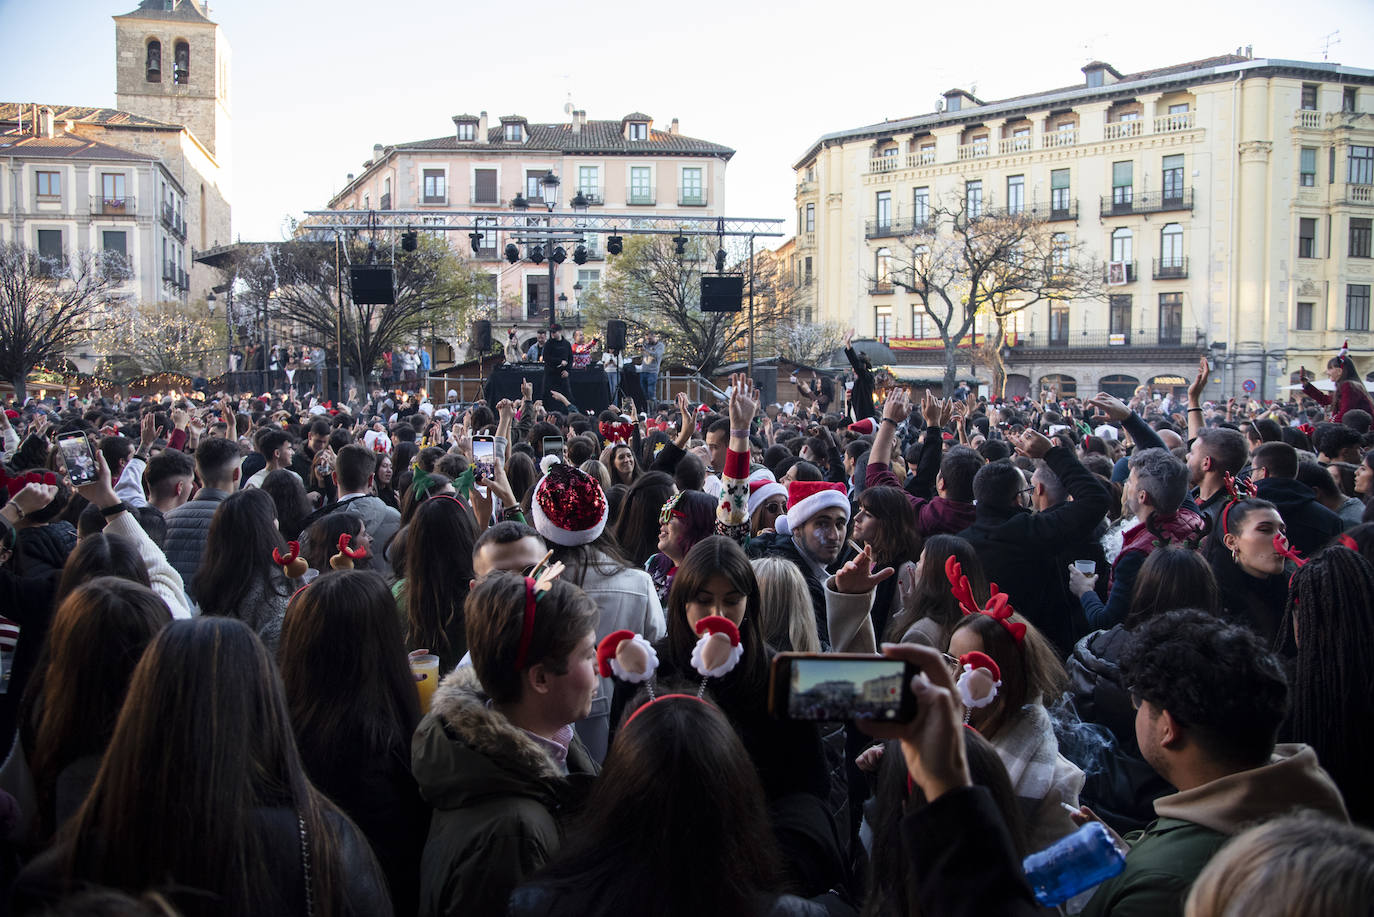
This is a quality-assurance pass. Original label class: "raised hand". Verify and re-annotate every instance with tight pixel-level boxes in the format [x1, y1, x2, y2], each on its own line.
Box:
[833, 544, 896, 595]
[1010, 428, 1052, 459]
[920, 389, 943, 427]
[1188, 356, 1209, 405]
[882, 387, 912, 424]
[520, 378, 533, 402]
[139, 412, 158, 450]
[1086, 392, 1131, 422]
[728, 371, 759, 430]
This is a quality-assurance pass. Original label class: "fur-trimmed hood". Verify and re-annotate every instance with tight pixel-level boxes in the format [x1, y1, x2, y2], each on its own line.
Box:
[411, 666, 573, 811]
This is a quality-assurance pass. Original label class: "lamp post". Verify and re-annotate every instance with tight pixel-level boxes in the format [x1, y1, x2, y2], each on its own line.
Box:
[206, 285, 233, 377]
[541, 170, 560, 330]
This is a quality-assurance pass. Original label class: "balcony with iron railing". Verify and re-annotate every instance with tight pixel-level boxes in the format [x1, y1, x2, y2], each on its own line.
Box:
[1010, 327, 1205, 351]
[1100, 187, 1194, 217]
[678, 187, 707, 206]
[575, 189, 604, 205]
[869, 282, 895, 295]
[468, 185, 497, 205]
[866, 216, 924, 239]
[161, 203, 187, 241]
[626, 187, 656, 205]
[1153, 256, 1189, 280]
[91, 195, 135, 217]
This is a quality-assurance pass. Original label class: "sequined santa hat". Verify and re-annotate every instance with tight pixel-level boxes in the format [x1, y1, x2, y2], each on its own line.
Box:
[531, 462, 609, 547]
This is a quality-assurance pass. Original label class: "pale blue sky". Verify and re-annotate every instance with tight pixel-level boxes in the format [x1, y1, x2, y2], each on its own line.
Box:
[3, 0, 1371, 245]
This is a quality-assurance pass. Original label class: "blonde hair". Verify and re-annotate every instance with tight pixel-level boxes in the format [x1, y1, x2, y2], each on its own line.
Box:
[1185, 811, 1374, 917]
[579, 459, 612, 490]
[751, 557, 821, 653]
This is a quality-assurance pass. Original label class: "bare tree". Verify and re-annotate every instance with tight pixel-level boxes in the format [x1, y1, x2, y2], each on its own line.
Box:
[0, 243, 129, 401]
[223, 234, 483, 384]
[780, 321, 845, 368]
[92, 297, 222, 376]
[883, 195, 1105, 393]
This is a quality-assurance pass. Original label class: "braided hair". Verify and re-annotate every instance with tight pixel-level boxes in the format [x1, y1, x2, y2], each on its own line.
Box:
[1282, 546, 1374, 825]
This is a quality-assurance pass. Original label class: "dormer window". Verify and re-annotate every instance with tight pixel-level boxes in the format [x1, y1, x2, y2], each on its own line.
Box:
[628, 122, 647, 140]
[457, 122, 475, 141]
[504, 122, 524, 142]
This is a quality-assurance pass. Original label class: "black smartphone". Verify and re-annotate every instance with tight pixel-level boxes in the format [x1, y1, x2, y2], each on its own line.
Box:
[768, 652, 917, 723]
[541, 436, 565, 458]
[57, 432, 98, 486]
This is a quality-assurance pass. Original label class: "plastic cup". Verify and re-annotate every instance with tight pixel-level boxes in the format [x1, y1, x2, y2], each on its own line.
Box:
[1073, 560, 1097, 576]
[410, 654, 440, 713]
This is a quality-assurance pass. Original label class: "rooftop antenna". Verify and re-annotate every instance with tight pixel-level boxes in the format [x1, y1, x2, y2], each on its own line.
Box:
[1320, 30, 1340, 61]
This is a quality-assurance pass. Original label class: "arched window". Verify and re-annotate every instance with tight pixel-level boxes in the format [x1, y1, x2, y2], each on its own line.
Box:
[173, 40, 190, 84]
[1110, 227, 1133, 263]
[874, 247, 892, 288]
[145, 40, 161, 82]
[1039, 373, 1077, 399]
[1100, 374, 1140, 400]
[1160, 223, 1184, 269]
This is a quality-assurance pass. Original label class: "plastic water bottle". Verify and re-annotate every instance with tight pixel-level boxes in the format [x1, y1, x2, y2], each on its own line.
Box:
[1021, 821, 1126, 907]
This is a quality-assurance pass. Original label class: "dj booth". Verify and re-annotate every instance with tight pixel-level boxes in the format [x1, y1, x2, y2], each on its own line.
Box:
[484, 364, 612, 413]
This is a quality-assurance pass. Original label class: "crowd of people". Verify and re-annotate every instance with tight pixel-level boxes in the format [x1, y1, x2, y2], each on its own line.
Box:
[0, 338, 1371, 916]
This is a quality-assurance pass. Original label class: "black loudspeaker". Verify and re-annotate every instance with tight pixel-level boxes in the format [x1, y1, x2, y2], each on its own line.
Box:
[701, 274, 744, 312]
[472, 320, 492, 352]
[751, 365, 778, 407]
[606, 319, 627, 352]
[349, 266, 395, 304]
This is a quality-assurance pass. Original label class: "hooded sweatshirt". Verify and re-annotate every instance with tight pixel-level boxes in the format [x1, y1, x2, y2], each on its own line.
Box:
[411, 667, 596, 917]
[1080, 744, 1347, 917]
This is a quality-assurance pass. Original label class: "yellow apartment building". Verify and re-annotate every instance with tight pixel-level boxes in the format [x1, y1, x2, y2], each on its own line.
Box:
[793, 53, 1374, 401]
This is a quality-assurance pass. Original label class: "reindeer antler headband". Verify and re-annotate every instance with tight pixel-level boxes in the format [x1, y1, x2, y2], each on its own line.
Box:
[945, 555, 1026, 644]
[1219, 472, 1257, 537]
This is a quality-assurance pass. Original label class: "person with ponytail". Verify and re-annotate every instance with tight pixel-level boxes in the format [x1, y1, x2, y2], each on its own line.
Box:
[1202, 491, 1294, 647]
[1301, 343, 1374, 423]
[1280, 547, 1374, 826]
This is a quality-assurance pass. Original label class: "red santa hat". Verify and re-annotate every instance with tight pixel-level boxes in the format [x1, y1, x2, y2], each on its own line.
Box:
[690, 615, 743, 679]
[531, 462, 609, 546]
[747, 479, 788, 518]
[779, 480, 850, 535]
[848, 418, 875, 435]
[956, 650, 1002, 711]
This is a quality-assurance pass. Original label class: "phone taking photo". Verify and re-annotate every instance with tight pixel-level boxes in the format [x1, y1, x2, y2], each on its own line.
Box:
[57, 432, 98, 486]
[541, 436, 565, 459]
[472, 435, 496, 496]
[768, 653, 917, 723]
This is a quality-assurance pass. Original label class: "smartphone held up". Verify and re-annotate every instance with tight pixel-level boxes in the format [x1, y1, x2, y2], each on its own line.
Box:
[768, 653, 917, 723]
[57, 432, 99, 486]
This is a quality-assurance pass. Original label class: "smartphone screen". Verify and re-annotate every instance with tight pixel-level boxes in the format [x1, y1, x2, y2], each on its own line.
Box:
[541, 436, 565, 458]
[472, 435, 496, 496]
[58, 433, 98, 486]
[769, 653, 916, 723]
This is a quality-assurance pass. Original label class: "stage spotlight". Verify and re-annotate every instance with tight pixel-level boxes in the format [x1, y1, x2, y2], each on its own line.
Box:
[551, 246, 567, 264]
[672, 234, 688, 256]
[504, 243, 520, 264]
[469, 231, 483, 254]
[528, 245, 544, 264]
[573, 245, 588, 265]
[715, 248, 727, 271]
[606, 234, 623, 255]
[401, 230, 418, 252]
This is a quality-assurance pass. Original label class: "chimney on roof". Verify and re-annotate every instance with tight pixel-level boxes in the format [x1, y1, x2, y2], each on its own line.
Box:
[372, 143, 384, 162]
[572, 109, 585, 134]
[670, 117, 679, 135]
[477, 111, 488, 145]
[38, 106, 54, 139]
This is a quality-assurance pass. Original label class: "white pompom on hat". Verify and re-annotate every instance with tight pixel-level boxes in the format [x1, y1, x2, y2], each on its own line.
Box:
[783, 480, 850, 534]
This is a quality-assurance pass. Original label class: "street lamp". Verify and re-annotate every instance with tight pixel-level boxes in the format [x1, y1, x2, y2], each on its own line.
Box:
[539, 170, 561, 329]
[206, 285, 232, 376]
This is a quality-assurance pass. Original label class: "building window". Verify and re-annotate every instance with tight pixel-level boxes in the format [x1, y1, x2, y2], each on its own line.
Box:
[173, 40, 189, 84]
[578, 165, 600, 201]
[1168, 102, 1190, 114]
[875, 307, 893, 340]
[911, 306, 929, 339]
[680, 167, 703, 204]
[1347, 284, 1371, 332]
[474, 216, 497, 254]
[805, 202, 815, 232]
[1301, 84, 1319, 111]
[875, 191, 891, 229]
[1051, 232, 1069, 270]
[874, 248, 892, 287]
[918, 142, 935, 164]
[1158, 293, 1183, 345]
[1161, 154, 1184, 202]
[1352, 218, 1373, 258]
[804, 256, 813, 284]
[1110, 227, 1133, 264]
[1344, 87, 1358, 113]
[457, 121, 475, 141]
[1006, 175, 1024, 214]
[1160, 223, 1184, 268]
[1050, 169, 1070, 216]
[628, 122, 648, 140]
[472, 168, 498, 204]
[504, 123, 523, 142]
[423, 170, 446, 204]
[576, 268, 601, 296]
[1299, 217, 1318, 258]
[1109, 294, 1133, 340]
[913, 187, 929, 226]
[1350, 146, 1374, 185]
[966, 180, 982, 218]
[1049, 303, 1069, 344]
[100, 173, 126, 205]
[36, 229, 63, 271]
[1296, 301, 1315, 331]
[629, 166, 653, 204]
[145, 40, 161, 82]
[1112, 161, 1134, 207]
[1300, 147, 1317, 186]
[36, 171, 60, 199]
[971, 134, 988, 155]
[526, 170, 546, 202]
[101, 230, 127, 258]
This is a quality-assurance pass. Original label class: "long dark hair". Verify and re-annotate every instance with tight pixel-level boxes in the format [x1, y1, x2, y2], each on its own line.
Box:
[885, 535, 988, 644]
[858, 485, 922, 568]
[661, 490, 716, 558]
[29, 578, 168, 841]
[1124, 546, 1221, 629]
[193, 488, 291, 622]
[505, 451, 537, 507]
[59, 618, 366, 916]
[1282, 547, 1374, 825]
[610, 471, 674, 567]
[949, 611, 1066, 740]
[526, 696, 783, 917]
[403, 496, 478, 660]
[55, 533, 150, 603]
[300, 514, 362, 574]
[1328, 354, 1360, 383]
[863, 731, 1028, 917]
[663, 537, 767, 700]
[607, 443, 640, 487]
[280, 570, 420, 766]
[260, 469, 312, 542]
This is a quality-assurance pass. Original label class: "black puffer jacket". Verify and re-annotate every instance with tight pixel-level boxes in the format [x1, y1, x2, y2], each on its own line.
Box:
[1066, 626, 1172, 833]
[163, 487, 231, 596]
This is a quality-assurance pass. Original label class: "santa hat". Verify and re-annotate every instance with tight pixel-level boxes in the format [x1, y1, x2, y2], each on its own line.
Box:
[779, 480, 849, 535]
[848, 418, 875, 435]
[363, 430, 391, 454]
[597, 630, 659, 683]
[747, 479, 788, 518]
[531, 462, 609, 546]
[956, 651, 1002, 711]
[690, 615, 743, 679]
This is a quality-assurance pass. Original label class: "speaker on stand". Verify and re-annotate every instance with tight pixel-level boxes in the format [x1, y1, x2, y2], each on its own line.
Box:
[472, 320, 493, 407]
[605, 320, 628, 409]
